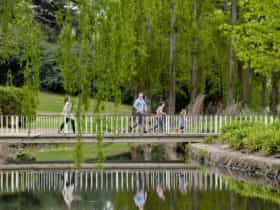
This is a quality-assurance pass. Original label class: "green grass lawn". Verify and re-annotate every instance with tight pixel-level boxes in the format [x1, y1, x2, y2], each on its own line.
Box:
[37, 91, 132, 113]
[26, 143, 131, 161]
[33, 92, 132, 162]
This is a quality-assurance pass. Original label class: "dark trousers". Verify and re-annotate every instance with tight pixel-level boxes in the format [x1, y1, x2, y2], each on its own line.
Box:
[131, 112, 146, 132]
[153, 116, 164, 131]
[60, 117, 76, 133]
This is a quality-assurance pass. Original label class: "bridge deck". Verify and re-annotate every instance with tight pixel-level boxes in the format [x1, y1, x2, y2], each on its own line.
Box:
[0, 133, 218, 144]
[0, 162, 199, 170]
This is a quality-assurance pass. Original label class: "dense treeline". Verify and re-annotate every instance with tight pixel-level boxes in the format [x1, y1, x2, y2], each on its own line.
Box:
[0, 0, 279, 114]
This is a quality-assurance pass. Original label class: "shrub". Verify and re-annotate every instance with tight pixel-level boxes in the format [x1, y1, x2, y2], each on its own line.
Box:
[203, 136, 215, 144]
[0, 86, 36, 116]
[220, 120, 280, 155]
[0, 86, 23, 115]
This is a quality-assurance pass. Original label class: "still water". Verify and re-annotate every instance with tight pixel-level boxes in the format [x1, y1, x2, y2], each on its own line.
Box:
[0, 168, 279, 210]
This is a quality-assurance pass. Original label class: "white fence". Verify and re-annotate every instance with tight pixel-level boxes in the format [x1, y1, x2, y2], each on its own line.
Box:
[0, 113, 279, 136]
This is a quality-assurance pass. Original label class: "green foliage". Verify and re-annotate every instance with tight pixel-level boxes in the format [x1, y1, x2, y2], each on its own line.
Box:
[197, 149, 207, 164]
[184, 143, 191, 163]
[233, 0, 280, 76]
[5, 69, 13, 86]
[226, 178, 280, 205]
[73, 141, 84, 168]
[1, 0, 42, 116]
[0, 86, 24, 115]
[96, 134, 105, 169]
[220, 120, 280, 155]
[203, 136, 215, 144]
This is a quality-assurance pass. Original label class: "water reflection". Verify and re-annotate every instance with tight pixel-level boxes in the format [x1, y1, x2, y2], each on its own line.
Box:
[62, 172, 81, 209]
[156, 173, 165, 200]
[179, 173, 188, 194]
[0, 169, 226, 193]
[0, 169, 279, 210]
[134, 175, 147, 210]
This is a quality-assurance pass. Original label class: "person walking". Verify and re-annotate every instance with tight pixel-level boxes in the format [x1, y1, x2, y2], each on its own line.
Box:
[59, 96, 76, 134]
[177, 109, 186, 133]
[150, 102, 166, 132]
[130, 92, 147, 133]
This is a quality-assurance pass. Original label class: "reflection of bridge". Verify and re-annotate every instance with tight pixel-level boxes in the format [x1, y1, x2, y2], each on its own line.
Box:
[0, 114, 278, 144]
[0, 168, 226, 193]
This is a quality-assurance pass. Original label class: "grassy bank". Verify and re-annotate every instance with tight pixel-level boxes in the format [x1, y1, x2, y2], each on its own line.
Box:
[24, 143, 131, 161]
[220, 121, 280, 155]
[226, 178, 280, 205]
[37, 91, 131, 113]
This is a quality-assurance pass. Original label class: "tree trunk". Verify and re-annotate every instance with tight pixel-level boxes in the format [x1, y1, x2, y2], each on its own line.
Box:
[224, 0, 229, 14]
[244, 63, 252, 108]
[191, 0, 198, 105]
[236, 61, 243, 102]
[166, 2, 177, 162]
[261, 77, 267, 110]
[228, 0, 237, 105]
[270, 72, 279, 115]
[145, 16, 153, 112]
[168, 1, 176, 114]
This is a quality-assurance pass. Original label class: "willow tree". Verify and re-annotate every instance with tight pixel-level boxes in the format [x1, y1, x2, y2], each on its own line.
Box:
[0, 0, 42, 117]
[233, 0, 280, 114]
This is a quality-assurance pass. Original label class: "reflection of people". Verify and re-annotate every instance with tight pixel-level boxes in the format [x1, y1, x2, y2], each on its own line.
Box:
[62, 172, 80, 209]
[156, 174, 165, 200]
[59, 96, 76, 134]
[130, 92, 147, 133]
[134, 176, 147, 210]
[179, 174, 188, 194]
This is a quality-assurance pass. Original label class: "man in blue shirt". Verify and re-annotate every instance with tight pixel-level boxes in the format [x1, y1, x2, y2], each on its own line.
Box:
[130, 92, 147, 133]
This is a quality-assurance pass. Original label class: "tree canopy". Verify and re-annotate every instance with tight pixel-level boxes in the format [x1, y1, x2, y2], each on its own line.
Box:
[0, 0, 279, 114]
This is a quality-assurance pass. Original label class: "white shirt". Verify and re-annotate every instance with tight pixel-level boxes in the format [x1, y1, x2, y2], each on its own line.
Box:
[63, 102, 72, 117]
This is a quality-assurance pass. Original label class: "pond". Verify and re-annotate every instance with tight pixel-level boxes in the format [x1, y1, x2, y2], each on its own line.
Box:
[0, 168, 279, 210]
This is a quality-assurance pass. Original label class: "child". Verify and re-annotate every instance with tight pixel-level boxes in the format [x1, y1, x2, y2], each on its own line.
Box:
[178, 109, 186, 133]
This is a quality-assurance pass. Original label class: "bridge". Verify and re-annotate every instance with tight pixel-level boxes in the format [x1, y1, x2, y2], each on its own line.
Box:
[0, 113, 278, 144]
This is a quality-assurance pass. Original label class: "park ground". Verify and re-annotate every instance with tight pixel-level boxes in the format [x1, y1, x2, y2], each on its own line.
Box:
[22, 91, 132, 162]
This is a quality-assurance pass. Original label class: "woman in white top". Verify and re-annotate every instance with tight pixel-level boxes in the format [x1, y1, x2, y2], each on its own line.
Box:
[59, 96, 76, 134]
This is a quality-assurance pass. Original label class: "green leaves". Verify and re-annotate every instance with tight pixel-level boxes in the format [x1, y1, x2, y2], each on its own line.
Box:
[233, 0, 280, 75]
[220, 120, 280, 155]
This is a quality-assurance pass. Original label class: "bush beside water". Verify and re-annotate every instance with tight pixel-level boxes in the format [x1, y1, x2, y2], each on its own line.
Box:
[220, 121, 280, 155]
[0, 86, 23, 115]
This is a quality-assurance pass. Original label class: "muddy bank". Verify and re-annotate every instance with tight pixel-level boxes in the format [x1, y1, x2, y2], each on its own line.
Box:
[190, 143, 280, 180]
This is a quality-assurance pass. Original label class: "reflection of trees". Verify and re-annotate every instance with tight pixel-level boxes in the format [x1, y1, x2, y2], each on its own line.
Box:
[113, 192, 136, 210]
[0, 192, 41, 209]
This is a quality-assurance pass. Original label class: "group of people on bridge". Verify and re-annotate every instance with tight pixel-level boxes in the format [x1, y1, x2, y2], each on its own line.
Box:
[59, 92, 187, 134]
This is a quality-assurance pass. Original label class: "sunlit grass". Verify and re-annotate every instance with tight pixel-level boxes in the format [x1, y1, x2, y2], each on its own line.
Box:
[37, 91, 132, 113]
[27, 143, 131, 161]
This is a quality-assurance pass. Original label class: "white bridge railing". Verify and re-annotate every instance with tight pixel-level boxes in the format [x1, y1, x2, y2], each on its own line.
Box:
[0, 113, 279, 136]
